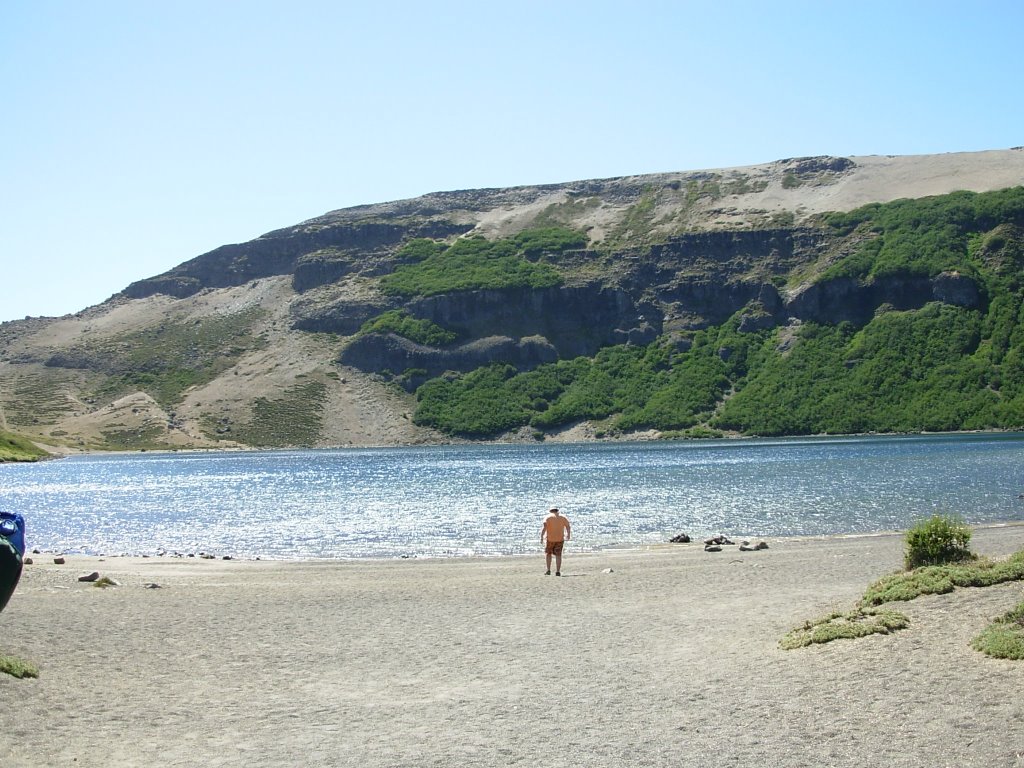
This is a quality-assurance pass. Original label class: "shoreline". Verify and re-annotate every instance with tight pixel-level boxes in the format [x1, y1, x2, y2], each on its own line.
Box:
[11, 425, 1024, 462]
[21, 519, 1024, 564]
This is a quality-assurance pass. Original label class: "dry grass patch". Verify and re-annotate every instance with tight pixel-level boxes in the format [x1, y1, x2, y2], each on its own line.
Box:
[972, 602, 1024, 660]
[862, 551, 1024, 606]
[780, 608, 910, 650]
[782, 524, 1024, 652]
[0, 653, 39, 679]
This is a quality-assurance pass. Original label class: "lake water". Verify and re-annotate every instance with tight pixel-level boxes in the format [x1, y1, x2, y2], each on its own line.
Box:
[1, 433, 1023, 559]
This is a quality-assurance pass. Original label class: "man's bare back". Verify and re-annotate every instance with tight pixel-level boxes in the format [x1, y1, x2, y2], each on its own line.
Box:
[542, 512, 571, 543]
[541, 508, 571, 575]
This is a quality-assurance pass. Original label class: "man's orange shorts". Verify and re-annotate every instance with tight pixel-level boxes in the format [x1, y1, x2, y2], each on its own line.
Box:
[545, 540, 564, 556]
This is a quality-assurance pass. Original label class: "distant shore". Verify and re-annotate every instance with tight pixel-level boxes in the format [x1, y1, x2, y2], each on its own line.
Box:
[11, 424, 1024, 462]
[3, 524, 1024, 767]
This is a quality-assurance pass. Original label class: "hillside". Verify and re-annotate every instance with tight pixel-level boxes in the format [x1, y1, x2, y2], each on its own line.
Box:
[2, 148, 1024, 454]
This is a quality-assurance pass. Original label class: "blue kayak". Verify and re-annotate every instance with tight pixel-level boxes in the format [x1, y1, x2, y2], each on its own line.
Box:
[0, 510, 26, 613]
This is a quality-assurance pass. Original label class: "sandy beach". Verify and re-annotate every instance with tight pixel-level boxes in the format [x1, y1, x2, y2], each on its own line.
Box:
[2, 525, 1024, 768]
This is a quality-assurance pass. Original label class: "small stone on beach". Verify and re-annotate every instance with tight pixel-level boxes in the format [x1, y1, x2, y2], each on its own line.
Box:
[739, 541, 769, 551]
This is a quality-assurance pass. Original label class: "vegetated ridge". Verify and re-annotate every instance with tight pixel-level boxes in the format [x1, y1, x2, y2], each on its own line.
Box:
[3, 148, 1024, 455]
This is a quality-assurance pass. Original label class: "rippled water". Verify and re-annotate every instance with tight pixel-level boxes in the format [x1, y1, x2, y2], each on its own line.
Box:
[2, 433, 1023, 559]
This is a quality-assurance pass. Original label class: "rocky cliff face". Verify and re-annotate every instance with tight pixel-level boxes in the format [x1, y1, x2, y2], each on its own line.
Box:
[336, 274, 984, 384]
[330, 224, 984, 383]
[338, 284, 657, 383]
[2, 149, 1022, 452]
[341, 334, 562, 385]
[124, 219, 471, 299]
[785, 271, 983, 325]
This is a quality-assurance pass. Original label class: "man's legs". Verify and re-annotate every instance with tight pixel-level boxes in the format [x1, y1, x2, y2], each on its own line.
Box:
[545, 550, 552, 574]
[555, 549, 562, 576]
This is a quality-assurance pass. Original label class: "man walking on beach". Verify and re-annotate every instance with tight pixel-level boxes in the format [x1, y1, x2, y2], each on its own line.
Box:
[541, 507, 571, 576]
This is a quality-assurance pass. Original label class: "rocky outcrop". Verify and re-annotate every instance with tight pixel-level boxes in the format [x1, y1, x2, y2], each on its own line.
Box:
[407, 284, 658, 358]
[657, 279, 768, 329]
[334, 283, 659, 378]
[646, 228, 829, 278]
[292, 249, 360, 293]
[340, 333, 560, 381]
[123, 219, 470, 299]
[785, 277, 872, 325]
[782, 155, 855, 176]
[290, 294, 401, 335]
[325, 265, 987, 380]
[623, 228, 830, 331]
[931, 271, 983, 307]
[785, 272, 984, 325]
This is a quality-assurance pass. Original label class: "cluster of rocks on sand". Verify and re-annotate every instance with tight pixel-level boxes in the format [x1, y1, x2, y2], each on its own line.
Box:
[24, 547, 236, 564]
[669, 532, 770, 552]
[21, 549, 241, 592]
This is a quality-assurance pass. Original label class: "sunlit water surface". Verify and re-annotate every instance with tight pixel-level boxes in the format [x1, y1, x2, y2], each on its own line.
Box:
[2, 433, 1022, 559]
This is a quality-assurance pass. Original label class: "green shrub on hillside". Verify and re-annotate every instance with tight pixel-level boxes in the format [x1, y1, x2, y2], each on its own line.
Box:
[0, 429, 48, 462]
[528, 365, 616, 428]
[512, 227, 587, 258]
[711, 322, 857, 435]
[381, 228, 581, 297]
[413, 336, 739, 437]
[414, 365, 532, 436]
[396, 238, 447, 262]
[359, 310, 457, 346]
[821, 186, 1024, 281]
[713, 303, 1015, 436]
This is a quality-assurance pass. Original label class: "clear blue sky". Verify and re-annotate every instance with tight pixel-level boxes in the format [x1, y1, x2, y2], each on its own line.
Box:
[2, 1, 1022, 322]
